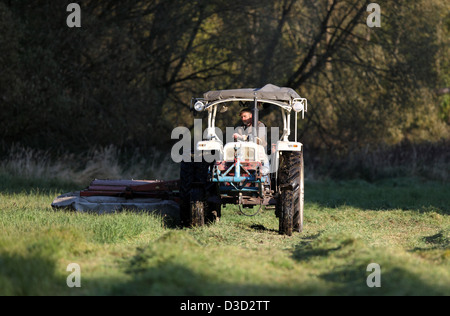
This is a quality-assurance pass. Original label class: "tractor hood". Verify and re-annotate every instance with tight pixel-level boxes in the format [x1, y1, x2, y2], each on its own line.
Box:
[203, 84, 300, 103]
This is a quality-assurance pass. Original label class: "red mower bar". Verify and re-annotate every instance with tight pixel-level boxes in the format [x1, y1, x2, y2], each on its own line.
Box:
[51, 179, 181, 218]
[80, 179, 180, 202]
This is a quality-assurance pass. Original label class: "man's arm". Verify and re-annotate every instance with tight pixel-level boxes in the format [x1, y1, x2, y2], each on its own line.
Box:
[233, 126, 247, 141]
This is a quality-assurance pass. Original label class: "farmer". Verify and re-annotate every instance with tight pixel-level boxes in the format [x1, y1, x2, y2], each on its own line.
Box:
[233, 107, 267, 148]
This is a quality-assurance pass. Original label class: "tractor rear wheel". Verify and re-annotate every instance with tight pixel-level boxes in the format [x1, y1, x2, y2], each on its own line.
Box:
[277, 151, 304, 235]
[294, 151, 304, 232]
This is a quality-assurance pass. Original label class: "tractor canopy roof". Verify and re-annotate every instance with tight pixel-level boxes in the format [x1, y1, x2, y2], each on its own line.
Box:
[203, 84, 300, 103]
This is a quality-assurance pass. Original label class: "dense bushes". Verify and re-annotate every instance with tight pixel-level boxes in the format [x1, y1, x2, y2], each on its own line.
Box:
[0, 0, 449, 169]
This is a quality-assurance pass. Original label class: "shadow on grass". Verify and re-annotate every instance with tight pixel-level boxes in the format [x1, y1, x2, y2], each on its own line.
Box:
[110, 263, 309, 296]
[249, 224, 278, 233]
[291, 232, 345, 262]
[0, 252, 67, 296]
[318, 265, 449, 296]
[2, 238, 448, 296]
[409, 230, 450, 261]
[290, 233, 450, 296]
[110, 258, 449, 296]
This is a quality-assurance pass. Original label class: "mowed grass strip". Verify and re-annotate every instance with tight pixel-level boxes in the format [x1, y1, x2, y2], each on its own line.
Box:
[0, 176, 449, 295]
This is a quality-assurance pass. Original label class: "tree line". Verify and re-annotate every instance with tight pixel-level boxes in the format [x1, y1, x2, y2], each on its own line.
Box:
[0, 0, 449, 162]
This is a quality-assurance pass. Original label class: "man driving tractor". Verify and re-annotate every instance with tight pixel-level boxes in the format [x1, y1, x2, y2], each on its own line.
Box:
[233, 107, 267, 148]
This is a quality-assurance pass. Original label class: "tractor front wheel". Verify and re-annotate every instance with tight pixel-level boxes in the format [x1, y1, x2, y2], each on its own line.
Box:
[190, 200, 205, 227]
[180, 159, 219, 227]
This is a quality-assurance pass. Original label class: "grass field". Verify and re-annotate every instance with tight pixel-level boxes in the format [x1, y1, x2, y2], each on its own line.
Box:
[0, 173, 449, 296]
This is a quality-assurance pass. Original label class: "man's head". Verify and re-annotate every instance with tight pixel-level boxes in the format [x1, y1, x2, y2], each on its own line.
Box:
[239, 108, 253, 126]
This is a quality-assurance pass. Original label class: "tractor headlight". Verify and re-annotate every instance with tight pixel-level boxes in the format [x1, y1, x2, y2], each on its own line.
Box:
[292, 101, 304, 113]
[194, 101, 206, 112]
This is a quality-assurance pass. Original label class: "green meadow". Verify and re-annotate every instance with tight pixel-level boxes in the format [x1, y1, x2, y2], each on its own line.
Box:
[0, 174, 449, 296]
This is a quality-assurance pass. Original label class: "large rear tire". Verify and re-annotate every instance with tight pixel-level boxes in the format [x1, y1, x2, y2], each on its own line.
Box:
[277, 151, 304, 236]
[294, 151, 304, 233]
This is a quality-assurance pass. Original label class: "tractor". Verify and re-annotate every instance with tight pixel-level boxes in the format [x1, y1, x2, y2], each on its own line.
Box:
[51, 84, 307, 236]
[179, 84, 307, 236]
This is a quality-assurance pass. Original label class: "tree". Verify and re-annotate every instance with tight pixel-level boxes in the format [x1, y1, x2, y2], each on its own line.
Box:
[0, 0, 448, 160]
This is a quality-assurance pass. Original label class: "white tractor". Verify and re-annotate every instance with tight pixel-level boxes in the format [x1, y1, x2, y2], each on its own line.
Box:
[181, 84, 307, 235]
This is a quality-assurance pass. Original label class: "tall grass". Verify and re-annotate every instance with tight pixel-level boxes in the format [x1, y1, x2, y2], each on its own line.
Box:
[307, 140, 450, 182]
[1, 141, 448, 187]
[0, 145, 179, 187]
